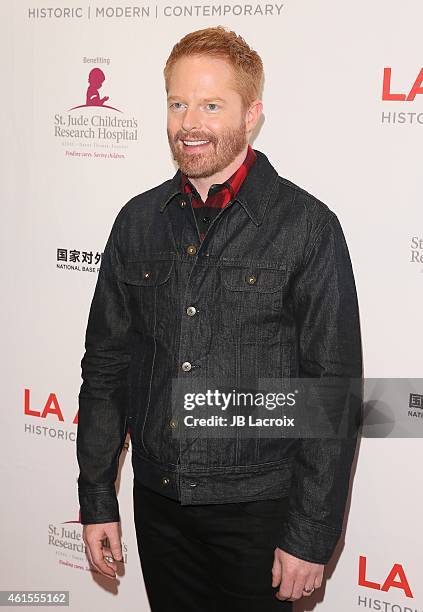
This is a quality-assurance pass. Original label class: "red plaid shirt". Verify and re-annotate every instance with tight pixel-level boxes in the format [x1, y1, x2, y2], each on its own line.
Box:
[181, 144, 257, 241]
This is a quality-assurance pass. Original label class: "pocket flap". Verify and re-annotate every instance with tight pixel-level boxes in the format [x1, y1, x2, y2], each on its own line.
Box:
[220, 265, 286, 293]
[115, 259, 174, 286]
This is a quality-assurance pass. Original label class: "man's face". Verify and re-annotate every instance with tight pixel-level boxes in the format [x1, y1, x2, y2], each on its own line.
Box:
[166, 54, 248, 179]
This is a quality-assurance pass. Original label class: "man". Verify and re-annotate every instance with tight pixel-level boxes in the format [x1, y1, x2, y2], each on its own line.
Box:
[77, 26, 362, 611]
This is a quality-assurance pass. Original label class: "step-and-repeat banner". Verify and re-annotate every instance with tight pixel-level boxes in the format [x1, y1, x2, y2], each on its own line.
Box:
[2, 1, 422, 610]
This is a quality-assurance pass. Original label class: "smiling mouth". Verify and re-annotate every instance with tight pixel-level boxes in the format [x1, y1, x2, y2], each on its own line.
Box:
[180, 139, 211, 151]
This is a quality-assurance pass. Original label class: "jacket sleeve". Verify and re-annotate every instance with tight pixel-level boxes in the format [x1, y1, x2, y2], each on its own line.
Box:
[277, 209, 363, 565]
[76, 208, 133, 525]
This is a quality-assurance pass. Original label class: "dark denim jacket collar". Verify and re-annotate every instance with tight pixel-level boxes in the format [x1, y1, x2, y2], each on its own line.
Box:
[159, 148, 279, 227]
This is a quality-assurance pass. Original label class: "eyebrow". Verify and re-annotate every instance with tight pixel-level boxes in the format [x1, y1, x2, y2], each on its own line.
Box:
[167, 96, 226, 103]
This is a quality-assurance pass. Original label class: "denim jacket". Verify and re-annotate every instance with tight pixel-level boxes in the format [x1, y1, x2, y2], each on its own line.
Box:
[76, 148, 363, 565]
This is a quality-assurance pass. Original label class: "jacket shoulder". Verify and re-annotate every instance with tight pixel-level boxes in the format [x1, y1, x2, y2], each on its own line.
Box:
[277, 175, 335, 224]
[274, 175, 341, 265]
[103, 177, 176, 251]
[117, 177, 175, 220]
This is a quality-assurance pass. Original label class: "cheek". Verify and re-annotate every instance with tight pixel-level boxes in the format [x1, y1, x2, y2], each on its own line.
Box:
[195, 122, 219, 143]
[207, 115, 235, 139]
[207, 118, 222, 133]
[167, 115, 180, 134]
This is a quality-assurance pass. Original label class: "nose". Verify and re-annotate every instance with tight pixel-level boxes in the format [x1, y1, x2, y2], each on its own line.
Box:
[181, 105, 202, 133]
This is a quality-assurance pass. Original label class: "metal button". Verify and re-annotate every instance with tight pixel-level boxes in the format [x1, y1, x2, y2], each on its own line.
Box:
[161, 477, 170, 486]
[181, 361, 192, 371]
[169, 419, 178, 428]
[246, 274, 257, 285]
[180, 200, 187, 208]
[142, 271, 151, 279]
[186, 244, 197, 256]
[189, 482, 197, 488]
[202, 216, 211, 224]
[186, 306, 197, 316]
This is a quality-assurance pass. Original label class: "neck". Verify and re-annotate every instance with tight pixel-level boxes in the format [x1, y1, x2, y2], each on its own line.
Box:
[187, 144, 249, 203]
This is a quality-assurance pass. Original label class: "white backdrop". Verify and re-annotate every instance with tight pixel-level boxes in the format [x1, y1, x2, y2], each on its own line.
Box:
[2, 1, 423, 611]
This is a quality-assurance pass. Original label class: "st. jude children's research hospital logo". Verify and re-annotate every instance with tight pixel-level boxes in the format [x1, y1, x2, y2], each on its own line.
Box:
[68, 66, 121, 112]
[54, 64, 139, 158]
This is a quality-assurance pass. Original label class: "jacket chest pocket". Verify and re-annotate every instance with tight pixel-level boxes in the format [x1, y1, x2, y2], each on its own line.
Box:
[115, 257, 175, 336]
[218, 263, 287, 342]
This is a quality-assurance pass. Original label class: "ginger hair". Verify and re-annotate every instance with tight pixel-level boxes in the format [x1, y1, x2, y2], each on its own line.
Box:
[163, 26, 264, 111]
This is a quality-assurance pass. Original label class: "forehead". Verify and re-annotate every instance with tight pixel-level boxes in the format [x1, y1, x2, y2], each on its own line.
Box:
[167, 54, 237, 98]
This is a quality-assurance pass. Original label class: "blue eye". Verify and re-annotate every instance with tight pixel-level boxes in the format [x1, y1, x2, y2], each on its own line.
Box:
[169, 102, 219, 111]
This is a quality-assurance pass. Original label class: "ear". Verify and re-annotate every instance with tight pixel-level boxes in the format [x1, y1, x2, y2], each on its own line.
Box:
[245, 99, 263, 132]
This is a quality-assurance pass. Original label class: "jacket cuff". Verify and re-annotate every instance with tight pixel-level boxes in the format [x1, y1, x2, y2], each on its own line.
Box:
[278, 511, 341, 565]
[78, 487, 120, 525]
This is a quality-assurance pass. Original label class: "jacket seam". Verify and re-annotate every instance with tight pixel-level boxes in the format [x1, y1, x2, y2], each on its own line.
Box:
[80, 487, 116, 493]
[288, 509, 341, 534]
[301, 208, 335, 268]
[182, 460, 292, 473]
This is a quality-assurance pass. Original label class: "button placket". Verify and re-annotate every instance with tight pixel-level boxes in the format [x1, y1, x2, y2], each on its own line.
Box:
[186, 192, 203, 243]
[177, 193, 202, 252]
[174, 197, 235, 491]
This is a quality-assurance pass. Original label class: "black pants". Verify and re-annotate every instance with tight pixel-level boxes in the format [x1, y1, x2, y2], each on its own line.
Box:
[133, 479, 293, 612]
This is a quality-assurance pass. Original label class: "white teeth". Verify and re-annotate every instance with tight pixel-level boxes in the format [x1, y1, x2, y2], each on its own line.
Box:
[183, 140, 209, 146]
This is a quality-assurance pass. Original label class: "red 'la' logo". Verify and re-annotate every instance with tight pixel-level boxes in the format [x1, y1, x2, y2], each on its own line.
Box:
[24, 388, 78, 423]
[382, 67, 423, 101]
[358, 556, 413, 598]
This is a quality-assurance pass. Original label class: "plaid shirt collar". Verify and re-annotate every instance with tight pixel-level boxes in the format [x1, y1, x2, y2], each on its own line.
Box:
[180, 144, 257, 210]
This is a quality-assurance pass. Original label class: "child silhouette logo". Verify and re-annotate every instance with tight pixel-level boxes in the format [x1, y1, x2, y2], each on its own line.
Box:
[68, 67, 122, 112]
[86, 68, 109, 106]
